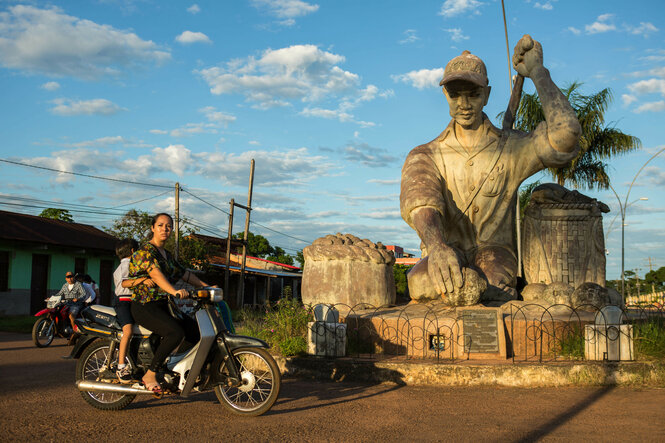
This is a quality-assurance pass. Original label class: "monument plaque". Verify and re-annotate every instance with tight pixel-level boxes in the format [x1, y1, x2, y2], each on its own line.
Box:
[454, 306, 507, 358]
[462, 309, 499, 353]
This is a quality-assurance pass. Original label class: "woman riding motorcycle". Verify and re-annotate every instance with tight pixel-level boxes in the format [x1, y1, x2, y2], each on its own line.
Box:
[124, 212, 212, 393]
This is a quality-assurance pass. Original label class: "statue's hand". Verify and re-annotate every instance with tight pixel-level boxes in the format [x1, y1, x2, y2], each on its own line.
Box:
[512, 34, 543, 78]
[427, 244, 464, 295]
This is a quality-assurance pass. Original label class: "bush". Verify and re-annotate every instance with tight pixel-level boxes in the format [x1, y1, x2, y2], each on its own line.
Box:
[634, 316, 665, 360]
[235, 297, 312, 357]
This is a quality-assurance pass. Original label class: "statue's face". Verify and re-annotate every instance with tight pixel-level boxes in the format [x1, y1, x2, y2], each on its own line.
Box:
[443, 80, 490, 129]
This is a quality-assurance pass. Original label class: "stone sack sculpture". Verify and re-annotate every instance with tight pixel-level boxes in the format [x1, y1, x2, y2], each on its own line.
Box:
[301, 233, 396, 307]
[400, 34, 581, 306]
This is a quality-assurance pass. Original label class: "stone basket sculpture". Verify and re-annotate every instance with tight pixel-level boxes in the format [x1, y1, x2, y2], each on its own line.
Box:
[522, 183, 609, 288]
[301, 233, 396, 307]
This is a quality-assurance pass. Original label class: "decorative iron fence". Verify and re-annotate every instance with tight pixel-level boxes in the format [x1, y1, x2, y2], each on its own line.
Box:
[305, 302, 665, 363]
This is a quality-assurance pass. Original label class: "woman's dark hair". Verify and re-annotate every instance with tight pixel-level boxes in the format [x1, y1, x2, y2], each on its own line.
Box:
[151, 213, 173, 227]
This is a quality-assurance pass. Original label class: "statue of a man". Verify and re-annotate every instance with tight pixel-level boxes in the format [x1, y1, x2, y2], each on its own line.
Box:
[400, 35, 581, 304]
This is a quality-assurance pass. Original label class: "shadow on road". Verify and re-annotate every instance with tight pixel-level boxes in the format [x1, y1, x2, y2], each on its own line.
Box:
[513, 385, 615, 442]
[268, 377, 405, 415]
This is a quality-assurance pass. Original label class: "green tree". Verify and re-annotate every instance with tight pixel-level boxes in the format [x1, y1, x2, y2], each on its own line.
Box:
[295, 250, 305, 268]
[267, 246, 295, 266]
[393, 264, 413, 302]
[518, 180, 541, 220]
[511, 82, 641, 190]
[103, 209, 153, 243]
[39, 208, 74, 222]
[644, 266, 665, 293]
[233, 231, 273, 257]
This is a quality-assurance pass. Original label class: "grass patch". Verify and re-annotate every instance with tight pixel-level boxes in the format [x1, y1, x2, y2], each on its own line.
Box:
[634, 316, 665, 361]
[235, 298, 313, 357]
[0, 315, 35, 334]
[557, 325, 585, 360]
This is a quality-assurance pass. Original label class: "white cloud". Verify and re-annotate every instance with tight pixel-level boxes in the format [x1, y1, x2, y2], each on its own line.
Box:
[249, 140, 261, 146]
[392, 68, 444, 90]
[169, 123, 218, 137]
[585, 14, 616, 34]
[41, 81, 60, 91]
[628, 78, 665, 96]
[187, 4, 201, 14]
[444, 27, 469, 42]
[626, 66, 665, 78]
[195, 147, 335, 187]
[49, 98, 126, 116]
[250, 0, 318, 25]
[200, 106, 236, 126]
[150, 129, 168, 135]
[622, 94, 637, 106]
[341, 142, 399, 167]
[399, 29, 419, 45]
[439, 0, 483, 18]
[625, 22, 658, 38]
[152, 144, 192, 176]
[634, 101, 665, 113]
[20, 148, 118, 184]
[68, 136, 127, 148]
[360, 209, 402, 220]
[567, 26, 581, 35]
[534, 2, 553, 10]
[368, 178, 400, 185]
[175, 31, 212, 45]
[198, 45, 385, 120]
[0, 5, 170, 79]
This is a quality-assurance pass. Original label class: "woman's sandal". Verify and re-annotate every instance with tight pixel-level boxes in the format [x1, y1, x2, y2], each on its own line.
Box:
[142, 379, 163, 395]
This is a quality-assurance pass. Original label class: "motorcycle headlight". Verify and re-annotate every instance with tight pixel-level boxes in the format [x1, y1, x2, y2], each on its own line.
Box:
[195, 288, 223, 302]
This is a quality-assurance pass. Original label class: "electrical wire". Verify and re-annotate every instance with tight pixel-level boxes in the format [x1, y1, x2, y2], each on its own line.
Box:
[0, 158, 172, 189]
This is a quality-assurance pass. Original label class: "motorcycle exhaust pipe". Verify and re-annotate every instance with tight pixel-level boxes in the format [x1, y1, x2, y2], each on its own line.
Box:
[77, 380, 156, 395]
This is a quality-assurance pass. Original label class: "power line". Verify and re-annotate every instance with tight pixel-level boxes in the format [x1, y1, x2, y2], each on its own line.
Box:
[0, 158, 172, 189]
[180, 187, 230, 216]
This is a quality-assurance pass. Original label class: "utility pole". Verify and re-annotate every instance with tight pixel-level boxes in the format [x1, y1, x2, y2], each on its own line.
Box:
[647, 257, 656, 295]
[174, 182, 180, 260]
[237, 160, 255, 308]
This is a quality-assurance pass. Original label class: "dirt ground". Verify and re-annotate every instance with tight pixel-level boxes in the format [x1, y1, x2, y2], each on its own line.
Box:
[1, 332, 664, 442]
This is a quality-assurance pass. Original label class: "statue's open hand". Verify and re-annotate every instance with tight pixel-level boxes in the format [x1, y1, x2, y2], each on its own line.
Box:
[512, 34, 543, 78]
[427, 244, 464, 295]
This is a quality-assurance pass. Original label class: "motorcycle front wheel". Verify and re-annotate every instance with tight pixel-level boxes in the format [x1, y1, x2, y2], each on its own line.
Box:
[31, 317, 55, 348]
[76, 338, 135, 411]
[214, 347, 281, 416]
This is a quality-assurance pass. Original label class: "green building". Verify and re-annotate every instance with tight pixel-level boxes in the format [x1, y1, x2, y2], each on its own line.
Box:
[0, 210, 119, 315]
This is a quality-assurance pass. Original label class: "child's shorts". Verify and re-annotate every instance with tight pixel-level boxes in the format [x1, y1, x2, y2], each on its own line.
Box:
[116, 301, 134, 327]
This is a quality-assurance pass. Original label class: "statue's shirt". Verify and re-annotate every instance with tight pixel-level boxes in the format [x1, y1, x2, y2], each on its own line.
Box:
[400, 115, 577, 255]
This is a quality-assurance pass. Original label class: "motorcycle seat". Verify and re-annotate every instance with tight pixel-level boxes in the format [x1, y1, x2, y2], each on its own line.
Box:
[88, 305, 153, 335]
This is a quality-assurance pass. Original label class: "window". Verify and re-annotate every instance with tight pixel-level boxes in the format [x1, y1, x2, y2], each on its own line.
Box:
[75, 257, 86, 276]
[0, 251, 9, 292]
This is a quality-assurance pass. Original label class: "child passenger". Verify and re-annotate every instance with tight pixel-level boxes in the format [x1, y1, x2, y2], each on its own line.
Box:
[113, 239, 155, 383]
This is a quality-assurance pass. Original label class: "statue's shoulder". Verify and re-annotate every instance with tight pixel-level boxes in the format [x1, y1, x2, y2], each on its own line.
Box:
[407, 127, 450, 157]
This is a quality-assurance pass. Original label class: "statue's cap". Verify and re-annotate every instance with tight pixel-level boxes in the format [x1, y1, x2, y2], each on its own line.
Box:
[440, 50, 488, 87]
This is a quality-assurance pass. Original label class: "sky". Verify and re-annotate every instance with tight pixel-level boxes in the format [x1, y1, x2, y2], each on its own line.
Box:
[0, 0, 664, 280]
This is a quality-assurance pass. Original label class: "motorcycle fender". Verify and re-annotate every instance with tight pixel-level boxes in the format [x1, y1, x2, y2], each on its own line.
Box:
[34, 309, 50, 317]
[69, 335, 98, 359]
[224, 334, 270, 351]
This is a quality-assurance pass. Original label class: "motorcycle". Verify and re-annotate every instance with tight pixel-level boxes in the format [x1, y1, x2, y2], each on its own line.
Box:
[70, 288, 281, 416]
[32, 295, 74, 347]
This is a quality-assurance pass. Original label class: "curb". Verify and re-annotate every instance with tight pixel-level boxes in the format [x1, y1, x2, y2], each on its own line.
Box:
[274, 356, 665, 387]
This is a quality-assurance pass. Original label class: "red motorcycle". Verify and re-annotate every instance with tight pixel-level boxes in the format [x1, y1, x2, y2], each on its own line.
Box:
[32, 295, 75, 347]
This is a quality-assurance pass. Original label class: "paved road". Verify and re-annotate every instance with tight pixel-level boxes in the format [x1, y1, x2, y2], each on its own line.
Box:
[1, 332, 664, 442]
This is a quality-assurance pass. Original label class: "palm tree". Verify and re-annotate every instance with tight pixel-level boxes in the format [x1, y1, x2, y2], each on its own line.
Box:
[512, 82, 641, 190]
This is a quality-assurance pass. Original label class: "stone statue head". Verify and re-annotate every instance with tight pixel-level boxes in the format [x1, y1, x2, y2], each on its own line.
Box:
[440, 50, 491, 129]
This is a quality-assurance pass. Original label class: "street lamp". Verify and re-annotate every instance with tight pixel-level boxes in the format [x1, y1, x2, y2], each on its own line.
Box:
[607, 146, 665, 301]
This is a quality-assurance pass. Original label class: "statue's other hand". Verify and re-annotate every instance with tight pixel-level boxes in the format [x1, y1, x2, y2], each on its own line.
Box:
[512, 34, 543, 78]
[427, 244, 464, 295]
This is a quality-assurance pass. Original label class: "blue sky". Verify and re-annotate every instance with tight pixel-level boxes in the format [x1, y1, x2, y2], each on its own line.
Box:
[0, 0, 664, 279]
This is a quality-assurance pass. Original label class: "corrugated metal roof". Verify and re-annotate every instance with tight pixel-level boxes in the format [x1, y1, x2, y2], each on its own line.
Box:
[0, 210, 117, 252]
[209, 263, 302, 278]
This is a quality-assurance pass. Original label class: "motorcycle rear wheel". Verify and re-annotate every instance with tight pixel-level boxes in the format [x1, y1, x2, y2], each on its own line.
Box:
[76, 338, 135, 411]
[214, 347, 281, 416]
[32, 317, 55, 348]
